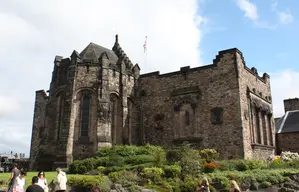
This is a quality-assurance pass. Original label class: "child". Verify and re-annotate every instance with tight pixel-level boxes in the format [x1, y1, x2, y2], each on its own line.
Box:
[14, 171, 26, 192]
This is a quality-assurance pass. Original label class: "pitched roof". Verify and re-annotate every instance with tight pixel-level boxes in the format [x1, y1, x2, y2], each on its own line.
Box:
[276, 110, 299, 133]
[79, 42, 118, 63]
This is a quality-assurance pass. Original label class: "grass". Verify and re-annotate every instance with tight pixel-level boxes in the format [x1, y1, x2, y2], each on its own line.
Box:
[0, 171, 82, 189]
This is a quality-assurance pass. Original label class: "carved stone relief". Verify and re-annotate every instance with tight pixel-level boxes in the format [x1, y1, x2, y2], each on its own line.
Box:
[98, 103, 111, 121]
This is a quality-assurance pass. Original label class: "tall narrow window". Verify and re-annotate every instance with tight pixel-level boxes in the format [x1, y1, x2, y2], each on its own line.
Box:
[255, 108, 261, 144]
[262, 111, 268, 145]
[268, 115, 273, 146]
[81, 94, 91, 137]
[185, 111, 190, 126]
[57, 95, 64, 140]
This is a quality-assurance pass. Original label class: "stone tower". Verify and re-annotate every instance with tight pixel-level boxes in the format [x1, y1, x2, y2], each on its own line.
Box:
[29, 35, 140, 170]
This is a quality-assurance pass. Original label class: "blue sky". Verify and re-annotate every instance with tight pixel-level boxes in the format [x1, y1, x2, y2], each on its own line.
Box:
[0, 0, 298, 155]
[200, 0, 298, 72]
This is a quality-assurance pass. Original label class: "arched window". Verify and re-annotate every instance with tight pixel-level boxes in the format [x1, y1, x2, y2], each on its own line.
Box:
[81, 94, 91, 137]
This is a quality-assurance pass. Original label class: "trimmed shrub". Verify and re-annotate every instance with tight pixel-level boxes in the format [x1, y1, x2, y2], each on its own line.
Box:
[141, 167, 164, 182]
[166, 149, 184, 164]
[199, 149, 220, 162]
[69, 158, 97, 174]
[163, 165, 181, 178]
[68, 175, 111, 191]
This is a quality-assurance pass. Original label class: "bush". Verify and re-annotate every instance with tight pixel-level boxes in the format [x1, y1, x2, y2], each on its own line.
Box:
[141, 167, 164, 182]
[69, 158, 97, 174]
[166, 149, 183, 164]
[108, 170, 140, 184]
[178, 146, 202, 176]
[68, 175, 111, 191]
[125, 155, 155, 165]
[216, 159, 266, 172]
[199, 149, 220, 162]
[260, 181, 271, 188]
[163, 165, 181, 178]
[106, 153, 125, 167]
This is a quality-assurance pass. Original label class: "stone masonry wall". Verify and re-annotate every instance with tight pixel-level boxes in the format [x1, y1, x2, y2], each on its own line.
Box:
[72, 64, 99, 160]
[29, 90, 48, 170]
[236, 51, 275, 160]
[284, 98, 299, 112]
[138, 50, 244, 159]
[277, 133, 299, 154]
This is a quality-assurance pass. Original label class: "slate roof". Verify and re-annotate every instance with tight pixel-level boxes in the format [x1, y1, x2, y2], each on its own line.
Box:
[276, 110, 299, 133]
[79, 42, 118, 63]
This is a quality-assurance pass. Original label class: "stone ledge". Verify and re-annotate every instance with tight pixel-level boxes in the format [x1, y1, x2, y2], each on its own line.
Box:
[172, 137, 203, 145]
[251, 143, 275, 150]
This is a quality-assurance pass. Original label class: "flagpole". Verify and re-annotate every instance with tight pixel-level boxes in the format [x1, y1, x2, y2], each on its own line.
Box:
[143, 36, 147, 73]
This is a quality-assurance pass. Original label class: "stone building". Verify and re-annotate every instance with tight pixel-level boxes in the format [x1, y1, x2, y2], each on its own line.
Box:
[276, 98, 299, 154]
[29, 35, 275, 171]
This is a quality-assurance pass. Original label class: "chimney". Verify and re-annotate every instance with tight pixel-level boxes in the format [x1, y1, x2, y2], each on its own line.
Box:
[283, 98, 299, 113]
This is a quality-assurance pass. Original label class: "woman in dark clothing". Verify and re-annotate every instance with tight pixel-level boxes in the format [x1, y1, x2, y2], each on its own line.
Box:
[195, 177, 210, 192]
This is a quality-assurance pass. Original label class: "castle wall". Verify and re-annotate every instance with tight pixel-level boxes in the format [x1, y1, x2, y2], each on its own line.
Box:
[72, 63, 99, 160]
[236, 52, 275, 160]
[30, 37, 276, 169]
[276, 133, 299, 154]
[29, 90, 48, 170]
[284, 98, 299, 112]
[138, 50, 244, 159]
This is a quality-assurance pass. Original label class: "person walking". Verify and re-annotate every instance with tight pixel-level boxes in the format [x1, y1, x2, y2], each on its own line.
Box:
[55, 168, 67, 192]
[7, 164, 20, 192]
[13, 171, 26, 192]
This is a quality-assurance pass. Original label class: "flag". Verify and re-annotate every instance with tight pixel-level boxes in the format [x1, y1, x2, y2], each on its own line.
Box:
[143, 36, 147, 53]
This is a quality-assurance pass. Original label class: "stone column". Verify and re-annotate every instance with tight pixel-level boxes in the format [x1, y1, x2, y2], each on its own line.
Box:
[97, 99, 112, 148]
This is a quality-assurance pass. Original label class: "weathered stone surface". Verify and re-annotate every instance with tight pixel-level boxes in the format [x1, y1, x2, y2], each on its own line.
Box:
[276, 98, 299, 155]
[283, 98, 299, 113]
[30, 36, 275, 170]
[277, 133, 299, 154]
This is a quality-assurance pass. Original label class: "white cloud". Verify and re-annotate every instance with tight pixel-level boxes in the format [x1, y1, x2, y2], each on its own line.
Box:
[0, 0, 205, 156]
[235, 0, 293, 29]
[270, 70, 299, 117]
[278, 11, 293, 24]
[0, 96, 20, 118]
[235, 0, 259, 22]
[271, 0, 293, 25]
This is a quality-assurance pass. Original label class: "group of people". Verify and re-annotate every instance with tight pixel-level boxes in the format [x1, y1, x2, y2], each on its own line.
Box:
[195, 177, 241, 192]
[7, 164, 67, 192]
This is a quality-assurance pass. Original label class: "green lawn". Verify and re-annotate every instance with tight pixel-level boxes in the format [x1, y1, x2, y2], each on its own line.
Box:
[0, 171, 80, 189]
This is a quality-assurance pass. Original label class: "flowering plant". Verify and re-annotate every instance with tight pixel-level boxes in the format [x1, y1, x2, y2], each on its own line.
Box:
[281, 151, 299, 162]
[202, 161, 220, 173]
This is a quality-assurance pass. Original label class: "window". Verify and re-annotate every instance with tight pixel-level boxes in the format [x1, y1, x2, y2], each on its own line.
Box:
[57, 95, 64, 140]
[211, 107, 224, 124]
[268, 115, 273, 146]
[185, 111, 190, 126]
[81, 94, 91, 136]
[255, 108, 261, 144]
